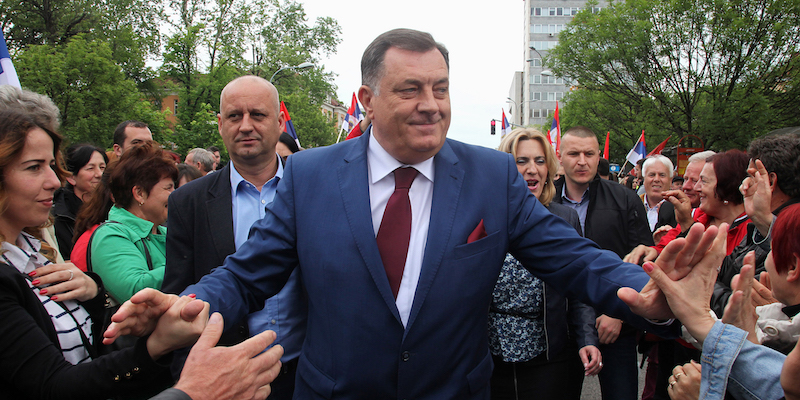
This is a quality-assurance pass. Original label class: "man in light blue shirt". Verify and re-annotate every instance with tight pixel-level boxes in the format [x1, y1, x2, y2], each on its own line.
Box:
[164, 75, 306, 400]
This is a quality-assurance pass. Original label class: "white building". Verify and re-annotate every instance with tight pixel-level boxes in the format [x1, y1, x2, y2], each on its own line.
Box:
[510, 0, 605, 128]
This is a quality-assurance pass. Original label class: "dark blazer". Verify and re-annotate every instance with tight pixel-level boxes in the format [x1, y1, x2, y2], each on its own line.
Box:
[163, 163, 247, 345]
[0, 265, 171, 400]
[553, 175, 654, 258]
[655, 200, 677, 232]
[185, 132, 675, 400]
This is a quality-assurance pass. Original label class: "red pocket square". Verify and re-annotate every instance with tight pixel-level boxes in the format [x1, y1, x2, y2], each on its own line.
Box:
[467, 219, 488, 243]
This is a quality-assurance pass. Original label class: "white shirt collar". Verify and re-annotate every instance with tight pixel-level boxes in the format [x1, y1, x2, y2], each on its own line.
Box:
[1, 232, 48, 275]
[367, 129, 435, 185]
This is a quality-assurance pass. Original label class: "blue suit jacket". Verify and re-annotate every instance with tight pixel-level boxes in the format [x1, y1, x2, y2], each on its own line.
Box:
[186, 132, 673, 399]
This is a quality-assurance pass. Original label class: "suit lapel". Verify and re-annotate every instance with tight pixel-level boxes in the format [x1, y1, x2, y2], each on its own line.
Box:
[206, 165, 236, 264]
[405, 141, 464, 333]
[338, 132, 403, 323]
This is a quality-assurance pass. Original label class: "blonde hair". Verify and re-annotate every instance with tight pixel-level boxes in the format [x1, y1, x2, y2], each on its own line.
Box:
[498, 128, 558, 206]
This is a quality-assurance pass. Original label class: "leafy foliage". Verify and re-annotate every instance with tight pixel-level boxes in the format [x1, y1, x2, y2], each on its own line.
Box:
[548, 0, 800, 152]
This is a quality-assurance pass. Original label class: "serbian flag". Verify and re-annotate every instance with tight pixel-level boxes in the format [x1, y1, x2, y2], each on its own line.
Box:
[603, 131, 610, 160]
[647, 136, 671, 156]
[501, 109, 512, 137]
[280, 101, 301, 147]
[0, 31, 21, 89]
[625, 130, 647, 165]
[548, 102, 561, 152]
[340, 93, 363, 132]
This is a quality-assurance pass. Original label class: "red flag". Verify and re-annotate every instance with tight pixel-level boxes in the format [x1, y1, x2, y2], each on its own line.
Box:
[647, 136, 671, 156]
[603, 131, 610, 160]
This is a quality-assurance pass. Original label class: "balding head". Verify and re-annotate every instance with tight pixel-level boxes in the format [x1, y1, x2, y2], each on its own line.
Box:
[220, 75, 280, 114]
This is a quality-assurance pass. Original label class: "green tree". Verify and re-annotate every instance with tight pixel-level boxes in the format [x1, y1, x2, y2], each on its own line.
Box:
[15, 35, 170, 148]
[548, 0, 800, 151]
[160, 0, 342, 150]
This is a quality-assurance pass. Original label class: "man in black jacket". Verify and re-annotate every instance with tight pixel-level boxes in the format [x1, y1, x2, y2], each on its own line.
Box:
[553, 126, 653, 400]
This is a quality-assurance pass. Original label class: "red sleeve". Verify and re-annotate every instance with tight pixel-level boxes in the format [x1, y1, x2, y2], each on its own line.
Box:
[653, 225, 681, 253]
[345, 122, 363, 140]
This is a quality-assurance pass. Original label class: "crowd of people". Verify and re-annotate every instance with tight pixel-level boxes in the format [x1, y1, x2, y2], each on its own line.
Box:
[0, 27, 799, 400]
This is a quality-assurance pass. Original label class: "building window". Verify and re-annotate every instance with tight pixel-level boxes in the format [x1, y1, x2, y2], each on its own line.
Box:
[532, 92, 541, 100]
[173, 99, 179, 115]
[530, 58, 542, 67]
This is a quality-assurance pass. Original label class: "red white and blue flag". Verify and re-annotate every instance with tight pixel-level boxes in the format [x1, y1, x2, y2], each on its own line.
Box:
[340, 92, 363, 132]
[548, 102, 561, 152]
[501, 109, 511, 137]
[280, 101, 301, 148]
[626, 130, 647, 165]
[0, 31, 20, 88]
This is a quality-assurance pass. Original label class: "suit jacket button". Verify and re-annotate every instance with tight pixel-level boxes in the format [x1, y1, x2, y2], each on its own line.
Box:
[401, 351, 410, 361]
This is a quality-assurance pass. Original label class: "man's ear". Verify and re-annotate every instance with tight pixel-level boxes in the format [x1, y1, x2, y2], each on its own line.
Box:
[786, 254, 800, 283]
[358, 85, 375, 120]
[768, 172, 778, 189]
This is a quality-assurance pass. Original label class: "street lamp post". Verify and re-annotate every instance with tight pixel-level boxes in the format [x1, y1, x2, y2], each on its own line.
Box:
[269, 61, 315, 83]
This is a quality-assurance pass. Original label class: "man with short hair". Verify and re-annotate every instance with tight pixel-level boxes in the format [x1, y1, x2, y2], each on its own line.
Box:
[113, 29, 726, 400]
[206, 145, 222, 170]
[163, 76, 306, 400]
[554, 126, 653, 400]
[113, 120, 153, 158]
[184, 148, 215, 175]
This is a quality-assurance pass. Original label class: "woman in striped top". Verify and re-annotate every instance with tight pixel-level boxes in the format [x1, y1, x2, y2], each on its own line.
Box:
[0, 109, 206, 400]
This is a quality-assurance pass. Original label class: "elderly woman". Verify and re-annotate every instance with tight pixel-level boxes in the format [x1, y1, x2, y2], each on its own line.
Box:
[75, 142, 177, 304]
[52, 144, 108, 257]
[490, 128, 602, 400]
[0, 110, 204, 400]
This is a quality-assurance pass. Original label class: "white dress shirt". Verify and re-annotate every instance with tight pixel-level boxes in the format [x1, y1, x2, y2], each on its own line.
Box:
[367, 132, 435, 327]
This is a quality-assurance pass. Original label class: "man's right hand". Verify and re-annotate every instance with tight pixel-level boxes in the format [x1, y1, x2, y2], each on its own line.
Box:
[623, 244, 658, 265]
[103, 288, 180, 345]
[595, 315, 622, 344]
[175, 313, 284, 400]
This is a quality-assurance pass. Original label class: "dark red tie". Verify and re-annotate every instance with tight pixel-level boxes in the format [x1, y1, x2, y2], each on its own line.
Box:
[377, 167, 419, 298]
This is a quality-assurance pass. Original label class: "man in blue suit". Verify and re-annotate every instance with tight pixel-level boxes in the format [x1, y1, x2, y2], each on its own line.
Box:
[106, 28, 727, 400]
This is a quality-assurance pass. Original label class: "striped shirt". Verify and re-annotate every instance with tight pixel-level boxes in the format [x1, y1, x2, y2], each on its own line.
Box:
[2, 232, 93, 364]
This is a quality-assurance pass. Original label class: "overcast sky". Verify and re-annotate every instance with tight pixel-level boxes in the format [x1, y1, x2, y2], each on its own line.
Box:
[301, 0, 524, 149]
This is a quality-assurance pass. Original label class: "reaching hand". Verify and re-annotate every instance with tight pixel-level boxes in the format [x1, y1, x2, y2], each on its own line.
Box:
[618, 222, 728, 325]
[740, 159, 773, 237]
[653, 225, 674, 245]
[579, 345, 602, 376]
[663, 189, 694, 232]
[623, 244, 658, 265]
[595, 315, 622, 344]
[29, 263, 98, 302]
[721, 252, 758, 343]
[753, 272, 779, 306]
[103, 288, 179, 345]
[146, 295, 210, 359]
[175, 313, 284, 400]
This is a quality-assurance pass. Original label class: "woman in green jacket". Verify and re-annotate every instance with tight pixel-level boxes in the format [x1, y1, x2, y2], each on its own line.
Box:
[84, 142, 177, 304]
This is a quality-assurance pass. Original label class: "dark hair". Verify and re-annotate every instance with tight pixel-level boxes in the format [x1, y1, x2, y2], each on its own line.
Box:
[361, 29, 449, 92]
[747, 134, 800, 198]
[206, 145, 220, 153]
[562, 126, 597, 140]
[707, 150, 749, 205]
[598, 157, 610, 176]
[772, 203, 800, 274]
[279, 132, 301, 154]
[176, 163, 203, 187]
[0, 110, 68, 261]
[108, 142, 178, 209]
[112, 120, 148, 146]
[672, 175, 685, 184]
[74, 141, 177, 241]
[64, 144, 108, 189]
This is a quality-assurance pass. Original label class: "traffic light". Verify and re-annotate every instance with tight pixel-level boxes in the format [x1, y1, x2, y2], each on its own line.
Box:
[490, 120, 496, 135]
